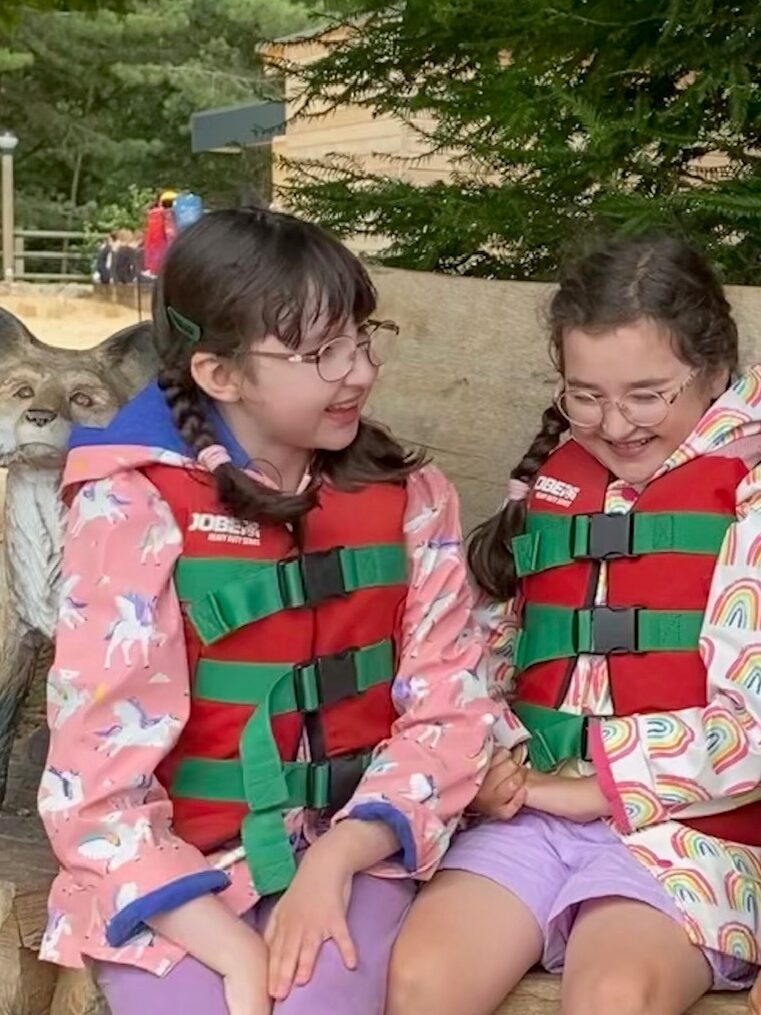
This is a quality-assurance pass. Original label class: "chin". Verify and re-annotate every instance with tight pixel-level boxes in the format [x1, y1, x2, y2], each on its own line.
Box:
[315, 420, 362, 452]
[608, 461, 659, 486]
[16, 442, 67, 467]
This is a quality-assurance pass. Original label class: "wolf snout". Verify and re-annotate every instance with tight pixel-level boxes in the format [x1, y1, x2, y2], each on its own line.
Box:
[24, 408, 58, 427]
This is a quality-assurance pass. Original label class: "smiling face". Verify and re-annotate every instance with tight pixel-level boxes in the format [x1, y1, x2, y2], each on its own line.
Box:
[0, 311, 157, 467]
[561, 318, 729, 485]
[191, 312, 380, 487]
[242, 317, 379, 451]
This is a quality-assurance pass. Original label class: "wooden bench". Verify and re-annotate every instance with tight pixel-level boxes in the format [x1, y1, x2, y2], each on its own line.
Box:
[494, 976, 748, 1014]
[0, 813, 105, 1015]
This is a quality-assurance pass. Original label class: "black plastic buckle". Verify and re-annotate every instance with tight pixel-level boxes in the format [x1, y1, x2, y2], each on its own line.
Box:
[588, 513, 632, 560]
[327, 753, 367, 813]
[315, 649, 359, 707]
[300, 548, 346, 605]
[591, 606, 638, 655]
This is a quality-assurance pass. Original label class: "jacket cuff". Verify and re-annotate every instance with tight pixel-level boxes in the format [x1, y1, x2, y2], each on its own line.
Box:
[339, 802, 416, 872]
[589, 721, 633, 834]
[106, 869, 230, 946]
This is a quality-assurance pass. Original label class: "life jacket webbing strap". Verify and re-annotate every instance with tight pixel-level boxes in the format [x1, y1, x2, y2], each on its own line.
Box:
[514, 603, 703, 671]
[513, 510, 731, 578]
[512, 701, 593, 772]
[172, 751, 374, 808]
[194, 638, 394, 710]
[172, 750, 374, 895]
[178, 544, 407, 645]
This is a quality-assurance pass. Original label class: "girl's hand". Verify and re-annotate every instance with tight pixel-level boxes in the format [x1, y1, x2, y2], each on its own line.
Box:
[749, 970, 761, 1015]
[472, 747, 527, 820]
[264, 840, 356, 1001]
[525, 770, 611, 823]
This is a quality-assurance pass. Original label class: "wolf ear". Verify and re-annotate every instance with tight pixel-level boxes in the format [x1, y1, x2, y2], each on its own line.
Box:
[94, 321, 159, 397]
[0, 307, 45, 353]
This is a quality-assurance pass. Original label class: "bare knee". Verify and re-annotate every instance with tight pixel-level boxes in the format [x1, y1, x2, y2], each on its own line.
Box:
[386, 939, 448, 1015]
[563, 970, 657, 1015]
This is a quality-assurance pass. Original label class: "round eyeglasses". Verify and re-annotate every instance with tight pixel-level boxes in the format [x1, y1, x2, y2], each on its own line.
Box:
[556, 371, 697, 429]
[247, 319, 399, 383]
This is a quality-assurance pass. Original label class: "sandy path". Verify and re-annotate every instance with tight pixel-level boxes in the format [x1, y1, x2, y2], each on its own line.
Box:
[1, 290, 145, 349]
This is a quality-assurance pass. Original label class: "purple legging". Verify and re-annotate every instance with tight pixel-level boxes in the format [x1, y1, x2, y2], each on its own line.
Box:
[95, 874, 415, 1015]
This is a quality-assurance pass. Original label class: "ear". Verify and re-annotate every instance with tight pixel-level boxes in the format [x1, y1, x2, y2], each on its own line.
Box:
[707, 366, 732, 401]
[94, 322, 159, 397]
[0, 307, 46, 353]
[189, 350, 244, 404]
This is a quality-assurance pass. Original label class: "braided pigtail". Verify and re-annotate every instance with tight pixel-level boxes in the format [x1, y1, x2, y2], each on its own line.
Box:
[468, 404, 568, 600]
[157, 364, 319, 524]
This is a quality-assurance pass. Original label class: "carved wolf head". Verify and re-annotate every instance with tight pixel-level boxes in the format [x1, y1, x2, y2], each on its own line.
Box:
[0, 308, 157, 468]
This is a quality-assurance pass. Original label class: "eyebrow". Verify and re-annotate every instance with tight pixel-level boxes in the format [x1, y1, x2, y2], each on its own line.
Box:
[565, 376, 677, 390]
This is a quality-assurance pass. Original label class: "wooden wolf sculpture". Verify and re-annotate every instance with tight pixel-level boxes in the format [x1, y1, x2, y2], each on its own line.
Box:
[0, 308, 157, 806]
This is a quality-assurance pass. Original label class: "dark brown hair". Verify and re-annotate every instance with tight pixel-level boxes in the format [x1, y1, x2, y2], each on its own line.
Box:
[468, 233, 739, 600]
[154, 207, 422, 523]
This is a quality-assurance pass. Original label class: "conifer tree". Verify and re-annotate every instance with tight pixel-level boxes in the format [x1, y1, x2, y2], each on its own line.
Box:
[282, 1, 761, 282]
[0, 0, 310, 226]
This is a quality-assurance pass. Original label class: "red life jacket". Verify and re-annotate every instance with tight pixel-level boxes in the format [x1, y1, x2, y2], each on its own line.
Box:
[512, 439, 761, 845]
[144, 464, 409, 893]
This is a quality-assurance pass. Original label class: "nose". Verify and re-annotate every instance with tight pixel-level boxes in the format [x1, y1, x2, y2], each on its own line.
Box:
[25, 408, 57, 428]
[599, 400, 637, 440]
[344, 343, 377, 388]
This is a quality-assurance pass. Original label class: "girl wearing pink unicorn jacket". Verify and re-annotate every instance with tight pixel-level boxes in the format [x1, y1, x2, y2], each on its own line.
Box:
[38, 208, 514, 1015]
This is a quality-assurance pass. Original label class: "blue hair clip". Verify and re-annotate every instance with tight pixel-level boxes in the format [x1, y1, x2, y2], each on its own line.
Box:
[167, 305, 202, 344]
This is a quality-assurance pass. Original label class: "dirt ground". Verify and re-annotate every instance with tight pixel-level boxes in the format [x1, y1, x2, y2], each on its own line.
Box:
[1, 287, 144, 349]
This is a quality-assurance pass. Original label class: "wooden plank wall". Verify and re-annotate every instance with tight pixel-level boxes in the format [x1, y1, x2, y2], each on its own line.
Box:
[369, 267, 761, 532]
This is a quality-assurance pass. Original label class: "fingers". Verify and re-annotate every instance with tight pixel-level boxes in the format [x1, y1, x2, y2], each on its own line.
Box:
[267, 926, 301, 1000]
[492, 784, 527, 820]
[482, 760, 526, 802]
[482, 756, 523, 793]
[491, 767, 526, 796]
[293, 931, 323, 987]
[331, 915, 357, 971]
[266, 912, 356, 998]
[262, 909, 277, 949]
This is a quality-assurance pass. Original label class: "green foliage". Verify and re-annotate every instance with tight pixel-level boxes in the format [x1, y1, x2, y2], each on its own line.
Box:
[0, 1, 126, 29]
[282, 1, 761, 282]
[0, 0, 311, 231]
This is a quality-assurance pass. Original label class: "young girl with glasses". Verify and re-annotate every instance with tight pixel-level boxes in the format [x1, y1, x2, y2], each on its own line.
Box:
[387, 235, 761, 1015]
[38, 208, 505, 1014]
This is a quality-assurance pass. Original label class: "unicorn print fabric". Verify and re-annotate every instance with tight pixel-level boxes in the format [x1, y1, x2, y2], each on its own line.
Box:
[38, 380, 507, 976]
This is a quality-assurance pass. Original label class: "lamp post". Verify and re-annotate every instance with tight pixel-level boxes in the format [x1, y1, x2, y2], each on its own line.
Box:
[0, 131, 19, 282]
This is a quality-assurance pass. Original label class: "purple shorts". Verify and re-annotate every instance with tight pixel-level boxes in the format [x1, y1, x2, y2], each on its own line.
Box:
[439, 810, 757, 991]
[95, 873, 414, 1015]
